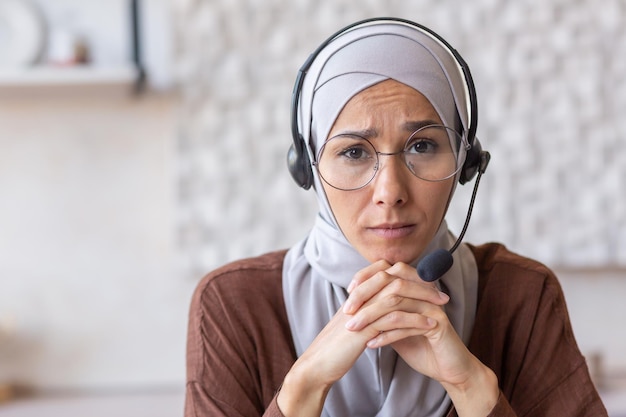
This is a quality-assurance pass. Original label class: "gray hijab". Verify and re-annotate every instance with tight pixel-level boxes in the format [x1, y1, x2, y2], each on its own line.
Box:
[282, 20, 479, 417]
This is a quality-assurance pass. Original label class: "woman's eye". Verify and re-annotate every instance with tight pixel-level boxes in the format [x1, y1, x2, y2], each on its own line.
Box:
[341, 147, 367, 159]
[408, 139, 438, 154]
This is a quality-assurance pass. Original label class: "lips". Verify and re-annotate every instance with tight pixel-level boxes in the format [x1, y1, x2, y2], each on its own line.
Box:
[367, 223, 416, 239]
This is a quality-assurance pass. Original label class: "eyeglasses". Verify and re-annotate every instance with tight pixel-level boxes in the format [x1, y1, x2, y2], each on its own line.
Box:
[314, 124, 464, 191]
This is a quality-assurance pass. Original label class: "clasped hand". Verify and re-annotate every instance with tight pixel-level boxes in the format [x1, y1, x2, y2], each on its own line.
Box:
[342, 260, 477, 387]
[279, 260, 499, 417]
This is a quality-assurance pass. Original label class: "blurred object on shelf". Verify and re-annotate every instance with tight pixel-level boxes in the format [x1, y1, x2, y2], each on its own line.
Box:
[73, 35, 90, 64]
[0, 1, 174, 92]
[0, 0, 47, 68]
[47, 29, 90, 66]
[43, 5, 91, 67]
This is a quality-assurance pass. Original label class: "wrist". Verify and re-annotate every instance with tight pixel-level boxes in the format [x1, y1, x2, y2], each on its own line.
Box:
[277, 362, 331, 417]
[441, 361, 499, 417]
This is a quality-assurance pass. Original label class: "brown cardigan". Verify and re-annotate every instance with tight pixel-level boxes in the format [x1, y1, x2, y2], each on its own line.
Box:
[185, 243, 607, 416]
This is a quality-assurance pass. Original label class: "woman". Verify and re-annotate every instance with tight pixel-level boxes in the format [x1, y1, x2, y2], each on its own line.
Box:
[185, 18, 607, 417]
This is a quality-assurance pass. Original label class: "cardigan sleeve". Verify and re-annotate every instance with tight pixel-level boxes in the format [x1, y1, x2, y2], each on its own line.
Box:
[486, 392, 516, 417]
[467, 243, 608, 416]
[449, 274, 608, 417]
[185, 381, 286, 417]
[445, 391, 516, 417]
[184, 278, 267, 416]
[184, 251, 295, 417]
[504, 272, 608, 416]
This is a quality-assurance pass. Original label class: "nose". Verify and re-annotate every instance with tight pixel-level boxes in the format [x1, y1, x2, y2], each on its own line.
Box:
[371, 153, 409, 206]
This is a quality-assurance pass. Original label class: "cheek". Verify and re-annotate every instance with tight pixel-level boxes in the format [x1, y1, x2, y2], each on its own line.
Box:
[420, 180, 455, 220]
[321, 185, 372, 242]
[325, 187, 365, 225]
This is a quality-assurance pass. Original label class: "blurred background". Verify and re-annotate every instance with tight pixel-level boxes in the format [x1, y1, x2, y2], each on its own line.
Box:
[0, 0, 624, 416]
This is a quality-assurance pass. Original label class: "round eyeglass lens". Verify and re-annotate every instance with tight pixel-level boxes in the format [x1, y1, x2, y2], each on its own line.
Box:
[316, 125, 462, 190]
[404, 125, 461, 181]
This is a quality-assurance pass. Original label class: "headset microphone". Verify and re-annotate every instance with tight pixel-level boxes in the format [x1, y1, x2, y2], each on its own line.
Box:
[417, 150, 491, 282]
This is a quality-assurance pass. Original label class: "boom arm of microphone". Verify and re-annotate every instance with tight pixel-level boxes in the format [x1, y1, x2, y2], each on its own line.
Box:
[417, 151, 491, 282]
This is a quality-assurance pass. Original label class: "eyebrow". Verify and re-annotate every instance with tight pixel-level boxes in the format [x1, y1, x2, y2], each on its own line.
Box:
[403, 119, 442, 132]
[332, 119, 442, 139]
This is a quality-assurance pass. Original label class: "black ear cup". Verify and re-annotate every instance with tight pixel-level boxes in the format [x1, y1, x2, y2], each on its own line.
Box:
[459, 138, 483, 185]
[287, 138, 313, 190]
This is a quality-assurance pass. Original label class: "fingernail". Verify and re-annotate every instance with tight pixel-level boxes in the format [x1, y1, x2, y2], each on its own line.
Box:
[343, 300, 353, 314]
[427, 317, 437, 328]
[438, 291, 450, 302]
[347, 280, 356, 293]
[345, 318, 357, 330]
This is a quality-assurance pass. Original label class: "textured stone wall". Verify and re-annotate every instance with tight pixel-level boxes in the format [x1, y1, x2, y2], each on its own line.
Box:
[172, 0, 626, 275]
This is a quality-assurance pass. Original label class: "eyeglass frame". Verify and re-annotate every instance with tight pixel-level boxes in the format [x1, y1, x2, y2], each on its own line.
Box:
[312, 124, 470, 191]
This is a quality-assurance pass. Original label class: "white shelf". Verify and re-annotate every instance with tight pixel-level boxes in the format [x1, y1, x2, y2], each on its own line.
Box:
[0, 65, 137, 88]
[0, 65, 142, 98]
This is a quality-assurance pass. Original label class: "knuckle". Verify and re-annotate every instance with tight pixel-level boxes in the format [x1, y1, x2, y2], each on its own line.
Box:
[429, 307, 447, 322]
[375, 259, 392, 269]
[376, 331, 389, 344]
[383, 293, 403, 308]
[385, 310, 402, 325]
[388, 277, 406, 292]
[375, 270, 392, 283]
[353, 268, 370, 283]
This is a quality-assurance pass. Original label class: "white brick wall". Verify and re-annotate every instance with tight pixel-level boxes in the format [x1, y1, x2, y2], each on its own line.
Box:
[173, 0, 626, 273]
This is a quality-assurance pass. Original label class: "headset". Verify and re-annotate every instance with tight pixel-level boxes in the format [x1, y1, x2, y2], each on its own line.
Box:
[287, 17, 484, 190]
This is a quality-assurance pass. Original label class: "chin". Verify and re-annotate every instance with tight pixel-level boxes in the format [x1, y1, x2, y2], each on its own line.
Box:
[363, 246, 421, 265]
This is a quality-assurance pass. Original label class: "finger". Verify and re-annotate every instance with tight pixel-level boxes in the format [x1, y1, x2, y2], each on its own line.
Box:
[385, 262, 450, 304]
[365, 306, 452, 348]
[348, 271, 448, 316]
[345, 290, 435, 331]
[345, 278, 449, 331]
[343, 269, 395, 314]
[378, 310, 437, 333]
[365, 313, 438, 348]
[347, 260, 391, 293]
[367, 329, 423, 349]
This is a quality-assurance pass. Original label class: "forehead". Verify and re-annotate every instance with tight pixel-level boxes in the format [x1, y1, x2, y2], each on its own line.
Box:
[332, 80, 442, 131]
